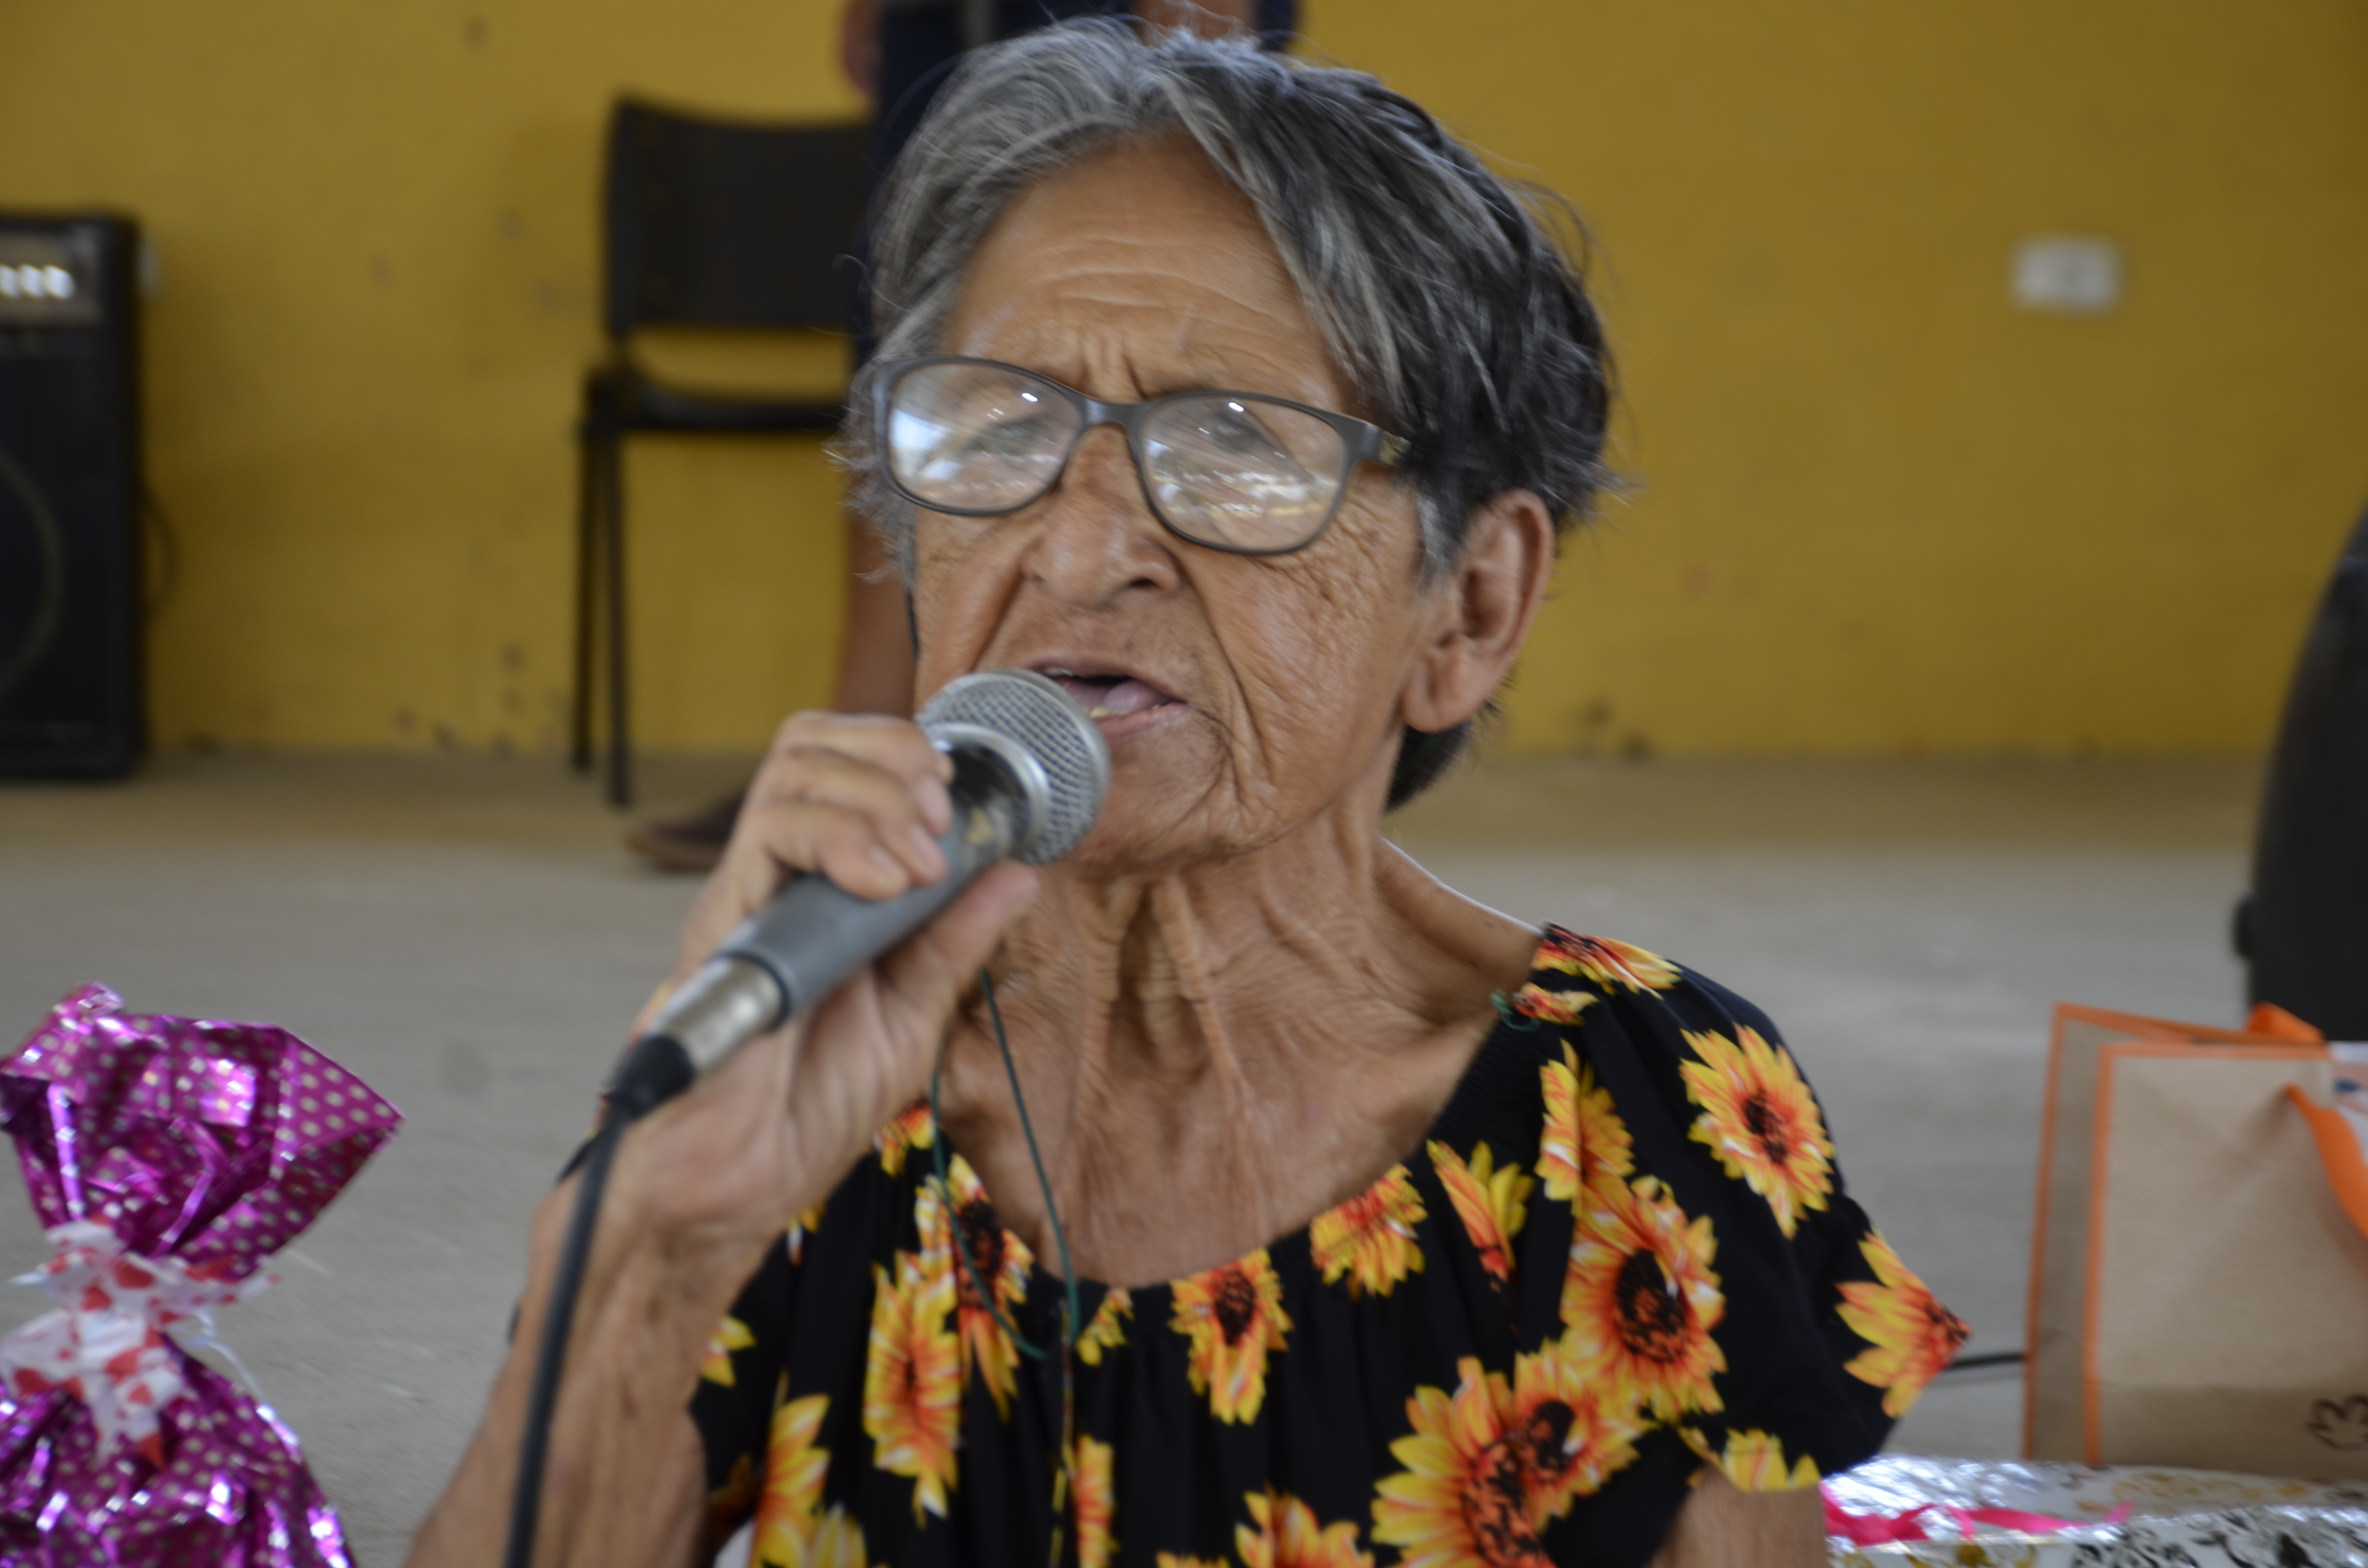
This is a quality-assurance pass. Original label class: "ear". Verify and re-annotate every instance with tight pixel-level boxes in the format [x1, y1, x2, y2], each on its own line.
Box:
[1400, 490, 1556, 734]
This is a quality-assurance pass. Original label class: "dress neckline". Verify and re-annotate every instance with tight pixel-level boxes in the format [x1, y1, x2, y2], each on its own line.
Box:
[928, 925, 1560, 1301]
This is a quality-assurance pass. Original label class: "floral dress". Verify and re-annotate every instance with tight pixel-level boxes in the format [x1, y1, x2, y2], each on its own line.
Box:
[691, 928, 1965, 1568]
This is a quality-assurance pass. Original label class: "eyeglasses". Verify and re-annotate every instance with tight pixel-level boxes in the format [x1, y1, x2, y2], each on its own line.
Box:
[874, 355, 1411, 556]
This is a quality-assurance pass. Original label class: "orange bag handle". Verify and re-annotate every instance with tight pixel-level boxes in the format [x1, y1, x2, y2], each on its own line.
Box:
[2246, 1002, 2324, 1043]
[2241, 1003, 2368, 1245]
[2285, 1085, 2368, 1247]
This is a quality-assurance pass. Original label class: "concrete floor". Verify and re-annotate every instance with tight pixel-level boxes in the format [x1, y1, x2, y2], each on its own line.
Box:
[0, 750, 2262, 1562]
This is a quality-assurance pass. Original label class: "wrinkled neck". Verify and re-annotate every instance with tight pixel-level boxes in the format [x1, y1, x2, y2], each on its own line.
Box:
[999, 806, 1425, 1084]
[937, 807, 1538, 1283]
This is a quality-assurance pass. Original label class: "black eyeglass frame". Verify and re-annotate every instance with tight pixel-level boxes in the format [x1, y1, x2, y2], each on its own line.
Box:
[871, 355, 1414, 557]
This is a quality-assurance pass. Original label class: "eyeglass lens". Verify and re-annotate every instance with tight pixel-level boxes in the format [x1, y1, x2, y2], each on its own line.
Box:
[886, 361, 1351, 552]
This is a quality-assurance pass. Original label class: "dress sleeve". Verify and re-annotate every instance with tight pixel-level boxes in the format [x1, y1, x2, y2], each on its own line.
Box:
[1519, 929, 1965, 1556]
[685, 1240, 798, 1550]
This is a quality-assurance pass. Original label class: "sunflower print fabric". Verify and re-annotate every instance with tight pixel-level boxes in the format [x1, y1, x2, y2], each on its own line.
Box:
[691, 926, 1962, 1568]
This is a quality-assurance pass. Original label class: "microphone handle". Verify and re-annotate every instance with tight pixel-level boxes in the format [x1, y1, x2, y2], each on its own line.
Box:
[612, 760, 1025, 1114]
[723, 781, 1023, 1038]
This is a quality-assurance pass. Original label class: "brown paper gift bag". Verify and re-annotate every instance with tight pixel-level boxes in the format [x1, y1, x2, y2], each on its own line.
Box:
[2023, 1003, 2368, 1475]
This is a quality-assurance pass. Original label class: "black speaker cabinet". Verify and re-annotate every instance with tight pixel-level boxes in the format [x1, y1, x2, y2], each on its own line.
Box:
[0, 213, 143, 777]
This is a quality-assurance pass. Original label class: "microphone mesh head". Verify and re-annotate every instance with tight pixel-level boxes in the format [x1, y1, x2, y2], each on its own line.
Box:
[917, 669, 1112, 864]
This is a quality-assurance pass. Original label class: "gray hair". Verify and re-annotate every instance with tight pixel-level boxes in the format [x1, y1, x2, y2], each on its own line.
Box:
[841, 21, 1613, 805]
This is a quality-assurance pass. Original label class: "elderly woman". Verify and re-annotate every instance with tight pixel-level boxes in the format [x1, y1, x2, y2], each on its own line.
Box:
[413, 23, 1960, 1568]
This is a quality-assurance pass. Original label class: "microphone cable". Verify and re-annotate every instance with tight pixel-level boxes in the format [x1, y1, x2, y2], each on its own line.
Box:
[500, 1033, 691, 1568]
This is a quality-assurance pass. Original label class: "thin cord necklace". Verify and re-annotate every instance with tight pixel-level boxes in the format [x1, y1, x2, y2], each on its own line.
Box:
[928, 968, 1082, 1566]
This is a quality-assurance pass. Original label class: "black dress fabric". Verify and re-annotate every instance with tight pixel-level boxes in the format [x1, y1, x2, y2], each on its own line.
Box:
[691, 927, 1964, 1567]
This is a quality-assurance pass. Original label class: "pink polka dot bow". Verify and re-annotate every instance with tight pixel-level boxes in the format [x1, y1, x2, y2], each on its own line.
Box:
[0, 985, 402, 1568]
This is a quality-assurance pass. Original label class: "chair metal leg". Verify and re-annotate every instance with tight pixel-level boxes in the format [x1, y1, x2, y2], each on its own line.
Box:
[601, 431, 631, 808]
[570, 417, 601, 774]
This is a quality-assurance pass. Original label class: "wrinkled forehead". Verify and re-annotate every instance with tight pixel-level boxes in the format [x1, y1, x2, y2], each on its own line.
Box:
[942, 137, 1355, 413]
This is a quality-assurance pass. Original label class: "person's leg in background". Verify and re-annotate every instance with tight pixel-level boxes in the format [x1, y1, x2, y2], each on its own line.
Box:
[831, 521, 916, 717]
[623, 0, 934, 872]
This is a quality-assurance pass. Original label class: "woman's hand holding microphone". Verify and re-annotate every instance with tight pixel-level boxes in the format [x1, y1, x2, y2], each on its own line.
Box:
[595, 709, 1038, 1307]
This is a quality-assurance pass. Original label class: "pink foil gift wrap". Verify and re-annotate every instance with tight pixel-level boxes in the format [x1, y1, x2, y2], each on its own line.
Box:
[0, 985, 401, 1568]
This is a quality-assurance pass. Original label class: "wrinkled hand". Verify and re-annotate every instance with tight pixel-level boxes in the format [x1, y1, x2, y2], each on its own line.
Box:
[593, 711, 1035, 1298]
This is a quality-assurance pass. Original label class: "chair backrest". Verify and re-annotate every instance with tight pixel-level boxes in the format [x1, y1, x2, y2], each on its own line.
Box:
[602, 100, 871, 339]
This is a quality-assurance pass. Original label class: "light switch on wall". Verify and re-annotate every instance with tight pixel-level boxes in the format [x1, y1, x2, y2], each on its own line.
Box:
[2012, 235, 2122, 314]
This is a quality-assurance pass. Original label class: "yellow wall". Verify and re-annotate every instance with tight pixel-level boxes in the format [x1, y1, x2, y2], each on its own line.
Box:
[1316, 1, 2368, 757]
[2, 0, 866, 755]
[2, 1, 2365, 757]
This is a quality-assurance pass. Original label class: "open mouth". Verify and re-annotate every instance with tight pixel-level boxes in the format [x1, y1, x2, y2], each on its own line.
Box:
[1035, 665, 1185, 720]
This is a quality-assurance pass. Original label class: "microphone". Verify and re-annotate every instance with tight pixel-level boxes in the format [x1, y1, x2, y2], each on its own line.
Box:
[607, 668, 1111, 1115]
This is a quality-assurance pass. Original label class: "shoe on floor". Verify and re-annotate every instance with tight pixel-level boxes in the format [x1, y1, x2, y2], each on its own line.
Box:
[626, 790, 745, 873]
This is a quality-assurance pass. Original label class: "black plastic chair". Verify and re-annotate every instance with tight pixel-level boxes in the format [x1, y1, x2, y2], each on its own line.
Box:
[2237, 496, 2368, 1036]
[573, 99, 871, 806]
